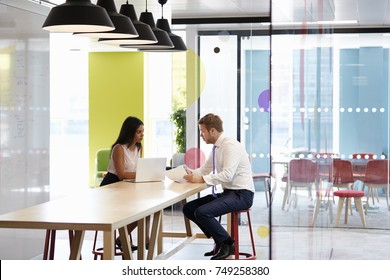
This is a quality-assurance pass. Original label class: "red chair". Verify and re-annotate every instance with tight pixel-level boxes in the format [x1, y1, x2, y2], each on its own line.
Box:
[313, 159, 355, 226]
[332, 159, 356, 215]
[311, 157, 342, 226]
[351, 153, 376, 181]
[352, 153, 375, 160]
[332, 159, 355, 190]
[315, 153, 338, 181]
[361, 160, 390, 213]
[283, 159, 318, 210]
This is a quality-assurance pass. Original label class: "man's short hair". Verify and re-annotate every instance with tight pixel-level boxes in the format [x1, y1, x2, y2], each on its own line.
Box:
[198, 113, 224, 133]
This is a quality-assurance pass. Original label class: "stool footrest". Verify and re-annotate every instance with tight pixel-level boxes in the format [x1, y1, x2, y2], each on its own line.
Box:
[226, 252, 257, 260]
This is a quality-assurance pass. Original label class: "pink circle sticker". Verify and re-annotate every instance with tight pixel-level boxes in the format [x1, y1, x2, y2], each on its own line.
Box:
[184, 148, 206, 169]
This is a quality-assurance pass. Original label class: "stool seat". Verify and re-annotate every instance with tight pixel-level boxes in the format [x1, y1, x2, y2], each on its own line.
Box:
[229, 209, 256, 260]
[334, 190, 366, 228]
[334, 190, 364, 198]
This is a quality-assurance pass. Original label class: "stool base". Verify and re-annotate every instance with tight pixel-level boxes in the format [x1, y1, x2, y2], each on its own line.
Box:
[229, 209, 257, 260]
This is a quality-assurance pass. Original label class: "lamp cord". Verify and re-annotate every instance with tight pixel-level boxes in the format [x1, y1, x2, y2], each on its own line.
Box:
[159, 0, 167, 19]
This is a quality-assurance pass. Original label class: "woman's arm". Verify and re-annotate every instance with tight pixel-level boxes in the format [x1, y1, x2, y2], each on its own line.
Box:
[112, 144, 136, 180]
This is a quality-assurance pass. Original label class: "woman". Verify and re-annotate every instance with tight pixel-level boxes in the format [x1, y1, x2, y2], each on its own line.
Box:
[101, 116, 144, 185]
[100, 116, 147, 251]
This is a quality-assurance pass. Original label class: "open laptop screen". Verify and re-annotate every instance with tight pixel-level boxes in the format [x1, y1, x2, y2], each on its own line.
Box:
[125, 157, 166, 183]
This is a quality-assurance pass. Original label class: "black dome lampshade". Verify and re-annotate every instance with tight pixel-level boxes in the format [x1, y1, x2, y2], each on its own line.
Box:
[122, 10, 173, 49]
[42, 0, 115, 33]
[121, 0, 173, 50]
[98, 1, 157, 46]
[138, 18, 187, 52]
[137, 0, 186, 52]
[73, 0, 138, 38]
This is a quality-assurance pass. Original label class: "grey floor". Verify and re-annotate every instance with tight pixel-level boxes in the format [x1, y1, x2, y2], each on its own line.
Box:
[32, 180, 390, 260]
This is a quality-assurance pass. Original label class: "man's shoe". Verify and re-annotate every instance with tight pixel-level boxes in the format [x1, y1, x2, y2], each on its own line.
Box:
[210, 242, 234, 260]
[204, 243, 220, 257]
[204, 249, 214, 257]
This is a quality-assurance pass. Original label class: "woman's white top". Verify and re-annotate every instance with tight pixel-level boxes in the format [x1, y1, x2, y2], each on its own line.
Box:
[107, 144, 141, 175]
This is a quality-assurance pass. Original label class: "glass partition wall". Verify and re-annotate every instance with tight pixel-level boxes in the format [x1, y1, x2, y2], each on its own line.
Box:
[269, 0, 390, 258]
[270, 31, 390, 259]
[183, 1, 390, 260]
[184, 26, 272, 259]
[45, 0, 390, 260]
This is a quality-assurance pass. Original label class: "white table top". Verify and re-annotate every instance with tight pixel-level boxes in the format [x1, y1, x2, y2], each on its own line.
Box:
[0, 180, 207, 259]
[0, 180, 206, 231]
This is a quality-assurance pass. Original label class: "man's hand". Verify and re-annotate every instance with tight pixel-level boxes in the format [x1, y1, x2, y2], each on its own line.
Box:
[183, 174, 205, 183]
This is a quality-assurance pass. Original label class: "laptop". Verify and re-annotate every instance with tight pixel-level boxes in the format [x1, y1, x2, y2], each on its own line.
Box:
[125, 157, 167, 183]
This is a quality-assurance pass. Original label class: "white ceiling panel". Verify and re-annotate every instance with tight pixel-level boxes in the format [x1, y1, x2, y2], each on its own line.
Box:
[42, 0, 390, 27]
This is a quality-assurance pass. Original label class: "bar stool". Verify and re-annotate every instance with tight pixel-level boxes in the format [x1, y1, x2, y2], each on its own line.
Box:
[43, 230, 81, 260]
[92, 230, 124, 260]
[229, 209, 256, 260]
[334, 190, 366, 228]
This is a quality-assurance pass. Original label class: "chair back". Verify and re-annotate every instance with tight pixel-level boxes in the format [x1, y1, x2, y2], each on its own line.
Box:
[315, 153, 338, 159]
[363, 160, 390, 184]
[315, 153, 338, 180]
[289, 159, 318, 183]
[95, 148, 111, 180]
[332, 159, 354, 184]
[352, 153, 375, 160]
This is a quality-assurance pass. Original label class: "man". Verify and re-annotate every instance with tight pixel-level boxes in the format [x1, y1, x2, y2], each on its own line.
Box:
[183, 113, 255, 260]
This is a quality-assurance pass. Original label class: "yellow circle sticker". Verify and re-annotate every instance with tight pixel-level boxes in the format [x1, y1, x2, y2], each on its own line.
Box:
[257, 225, 270, 238]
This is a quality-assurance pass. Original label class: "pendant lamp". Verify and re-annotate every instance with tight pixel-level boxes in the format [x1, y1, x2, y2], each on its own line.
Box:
[73, 0, 138, 38]
[42, 0, 115, 33]
[98, 1, 157, 45]
[138, 0, 186, 52]
[120, 0, 173, 49]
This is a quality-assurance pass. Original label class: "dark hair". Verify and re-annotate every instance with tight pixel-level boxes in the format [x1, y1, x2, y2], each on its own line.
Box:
[198, 113, 224, 133]
[111, 116, 143, 151]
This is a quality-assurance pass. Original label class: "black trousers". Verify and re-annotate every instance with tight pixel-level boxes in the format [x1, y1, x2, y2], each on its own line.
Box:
[100, 172, 119, 186]
[182, 189, 254, 245]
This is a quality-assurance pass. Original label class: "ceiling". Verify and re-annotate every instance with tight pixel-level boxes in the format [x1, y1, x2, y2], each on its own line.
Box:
[2, 0, 389, 50]
[44, 0, 390, 29]
[46, 0, 269, 19]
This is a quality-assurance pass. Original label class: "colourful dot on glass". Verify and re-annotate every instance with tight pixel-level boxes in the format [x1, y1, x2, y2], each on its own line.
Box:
[257, 89, 270, 112]
[257, 225, 270, 238]
[184, 148, 206, 169]
[186, 48, 206, 107]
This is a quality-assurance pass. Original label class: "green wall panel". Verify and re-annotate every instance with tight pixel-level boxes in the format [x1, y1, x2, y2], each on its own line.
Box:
[89, 52, 144, 186]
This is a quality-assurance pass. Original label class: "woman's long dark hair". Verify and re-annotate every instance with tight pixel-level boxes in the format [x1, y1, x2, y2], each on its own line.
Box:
[111, 116, 143, 152]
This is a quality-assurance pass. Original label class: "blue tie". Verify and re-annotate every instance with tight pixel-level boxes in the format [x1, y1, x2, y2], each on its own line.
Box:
[212, 145, 217, 197]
